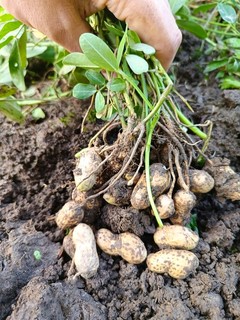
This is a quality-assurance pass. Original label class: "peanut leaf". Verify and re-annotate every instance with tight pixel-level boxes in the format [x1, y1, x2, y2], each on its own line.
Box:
[63, 53, 99, 69]
[80, 33, 118, 71]
[217, 3, 237, 24]
[125, 54, 149, 74]
[0, 99, 24, 123]
[73, 83, 96, 99]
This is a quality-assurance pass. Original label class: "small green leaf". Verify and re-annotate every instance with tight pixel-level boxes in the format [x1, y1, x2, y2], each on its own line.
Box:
[177, 19, 207, 39]
[193, 3, 217, 14]
[130, 43, 156, 55]
[169, 0, 187, 14]
[63, 53, 99, 69]
[18, 27, 27, 69]
[0, 35, 14, 49]
[225, 38, 240, 49]
[107, 78, 126, 92]
[220, 77, 240, 89]
[125, 54, 149, 74]
[85, 70, 106, 85]
[127, 30, 141, 44]
[0, 85, 16, 98]
[32, 107, 45, 120]
[9, 39, 26, 91]
[33, 250, 42, 261]
[204, 59, 228, 73]
[117, 26, 128, 65]
[0, 21, 22, 38]
[95, 91, 105, 114]
[73, 83, 97, 99]
[80, 33, 118, 71]
[26, 44, 48, 58]
[104, 22, 123, 36]
[0, 99, 24, 123]
[217, 3, 237, 24]
[0, 13, 15, 22]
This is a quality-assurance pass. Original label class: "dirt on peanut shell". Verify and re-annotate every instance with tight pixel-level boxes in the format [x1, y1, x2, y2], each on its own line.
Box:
[1, 37, 240, 320]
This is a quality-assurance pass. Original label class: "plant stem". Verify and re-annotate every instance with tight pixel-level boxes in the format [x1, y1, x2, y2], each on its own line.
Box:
[143, 82, 172, 125]
[167, 99, 208, 140]
[14, 91, 71, 106]
[145, 114, 163, 228]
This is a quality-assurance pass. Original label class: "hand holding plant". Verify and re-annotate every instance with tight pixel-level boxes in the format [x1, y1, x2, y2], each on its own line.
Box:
[0, 0, 182, 70]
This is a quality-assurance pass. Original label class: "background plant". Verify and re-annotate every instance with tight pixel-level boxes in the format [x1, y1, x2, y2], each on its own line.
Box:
[172, 0, 240, 89]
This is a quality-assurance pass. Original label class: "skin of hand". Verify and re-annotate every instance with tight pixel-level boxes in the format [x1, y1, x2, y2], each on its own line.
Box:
[0, 0, 182, 70]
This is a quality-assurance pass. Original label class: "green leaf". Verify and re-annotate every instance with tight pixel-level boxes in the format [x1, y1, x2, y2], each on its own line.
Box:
[27, 45, 48, 58]
[0, 99, 24, 123]
[0, 21, 22, 38]
[107, 78, 126, 92]
[217, 3, 237, 24]
[177, 20, 207, 39]
[127, 30, 141, 44]
[80, 33, 118, 71]
[32, 107, 45, 120]
[169, 0, 187, 14]
[117, 26, 128, 65]
[193, 3, 217, 14]
[18, 27, 27, 69]
[225, 38, 240, 49]
[95, 91, 105, 115]
[63, 53, 99, 69]
[130, 43, 156, 55]
[204, 59, 228, 73]
[85, 70, 106, 86]
[220, 77, 240, 89]
[0, 13, 15, 22]
[176, 5, 191, 19]
[104, 22, 123, 36]
[9, 39, 26, 91]
[0, 35, 14, 50]
[125, 54, 149, 74]
[0, 85, 16, 98]
[73, 83, 96, 99]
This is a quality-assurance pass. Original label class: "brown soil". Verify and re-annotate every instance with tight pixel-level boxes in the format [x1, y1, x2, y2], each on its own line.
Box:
[0, 38, 240, 320]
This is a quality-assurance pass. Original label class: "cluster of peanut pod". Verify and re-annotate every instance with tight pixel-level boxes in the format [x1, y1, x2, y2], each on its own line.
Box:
[55, 148, 240, 280]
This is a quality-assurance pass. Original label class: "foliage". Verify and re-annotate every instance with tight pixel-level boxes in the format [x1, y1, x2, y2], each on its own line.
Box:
[173, 1, 240, 89]
[0, 6, 72, 122]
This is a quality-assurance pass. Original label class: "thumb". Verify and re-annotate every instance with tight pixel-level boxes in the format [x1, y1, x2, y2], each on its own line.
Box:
[107, 0, 182, 70]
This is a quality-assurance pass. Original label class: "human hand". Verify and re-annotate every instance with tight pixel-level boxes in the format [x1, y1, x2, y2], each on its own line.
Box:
[1, 0, 182, 70]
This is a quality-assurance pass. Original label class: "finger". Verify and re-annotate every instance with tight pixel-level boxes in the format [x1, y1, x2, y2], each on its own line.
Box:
[107, 0, 182, 70]
[1, 0, 91, 52]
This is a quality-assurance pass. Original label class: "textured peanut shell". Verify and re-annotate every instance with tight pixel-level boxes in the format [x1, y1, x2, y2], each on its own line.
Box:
[154, 194, 175, 219]
[55, 201, 84, 229]
[170, 190, 196, 225]
[73, 148, 102, 192]
[131, 163, 171, 210]
[72, 188, 102, 224]
[189, 169, 214, 193]
[72, 223, 99, 279]
[147, 249, 199, 279]
[154, 225, 199, 250]
[96, 228, 147, 264]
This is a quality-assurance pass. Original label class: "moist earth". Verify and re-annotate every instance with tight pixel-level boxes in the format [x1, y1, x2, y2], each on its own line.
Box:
[0, 38, 240, 320]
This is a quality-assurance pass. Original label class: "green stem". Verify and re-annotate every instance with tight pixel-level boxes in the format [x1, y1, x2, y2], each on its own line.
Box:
[167, 99, 208, 140]
[145, 115, 163, 228]
[119, 70, 154, 111]
[13, 91, 71, 106]
[123, 91, 135, 116]
[112, 95, 127, 128]
[143, 82, 172, 125]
